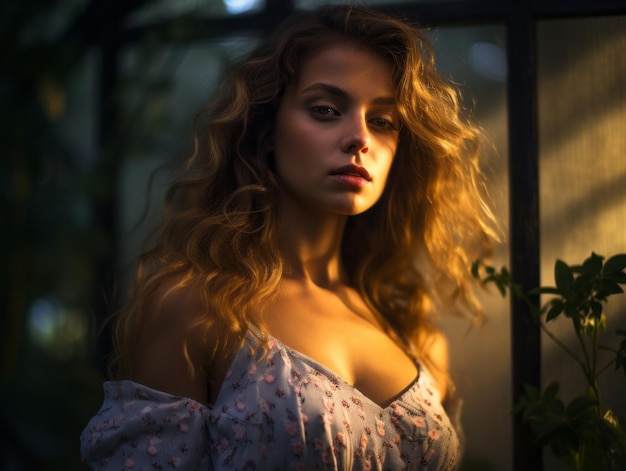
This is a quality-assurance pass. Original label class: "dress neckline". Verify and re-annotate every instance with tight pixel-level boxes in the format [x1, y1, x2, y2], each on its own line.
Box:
[267, 334, 421, 410]
[211, 331, 423, 411]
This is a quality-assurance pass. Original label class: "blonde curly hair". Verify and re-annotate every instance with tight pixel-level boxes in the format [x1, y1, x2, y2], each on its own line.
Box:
[110, 5, 498, 379]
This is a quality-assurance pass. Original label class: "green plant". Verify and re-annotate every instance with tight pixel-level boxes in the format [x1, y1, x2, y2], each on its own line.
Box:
[472, 253, 626, 470]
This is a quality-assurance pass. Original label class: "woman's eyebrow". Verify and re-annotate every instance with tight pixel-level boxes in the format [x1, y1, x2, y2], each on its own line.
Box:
[300, 83, 396, 105]
[300, 82, 347, 98]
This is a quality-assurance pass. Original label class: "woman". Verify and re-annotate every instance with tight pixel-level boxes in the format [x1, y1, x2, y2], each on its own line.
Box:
[81, 5, 497, 470]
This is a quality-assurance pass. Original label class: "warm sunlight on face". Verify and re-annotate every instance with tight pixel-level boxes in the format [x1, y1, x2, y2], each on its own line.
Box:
[272, 42, 400, 217]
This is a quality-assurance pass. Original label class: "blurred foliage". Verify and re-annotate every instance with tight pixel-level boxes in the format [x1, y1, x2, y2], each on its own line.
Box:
[0, 0, 249, 471]
[1, 0, 257, 466]
[474, 253, 626, 470]
[0, 0, 222, 469]
[2, 0, 110, 468]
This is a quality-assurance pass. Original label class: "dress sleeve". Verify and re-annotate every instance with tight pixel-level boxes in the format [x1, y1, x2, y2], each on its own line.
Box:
[80, 380, 211, 470]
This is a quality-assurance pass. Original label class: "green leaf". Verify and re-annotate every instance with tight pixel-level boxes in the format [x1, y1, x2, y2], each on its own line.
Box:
[597, 314, 606, 332]
[570, 264, 584, 274]
[511, 283, 525, 301]
[589, 301, 602, 320]
[524, 383, 542, 399]
[545, 381, 560, 399]
[529, 286, 561, 296]
[572, 273, 593, 299]
[555, 260, 574, 296]
[582, 252, 604, 276]
[605, 272, 626, 284]
[535, 415, 566, 440]
[549, 428, 579, 459]
[564, 303, 580, 319]
[514, 384, 541, 415]
[600, 279, 624, 295]
[546, 301, 564, 322]
[495, 280, 507, 297]
[604, 253, 626, 274]
[601, 410, 626, 460]
[471, 260, 480, 279]
[566, 395, 598, 422]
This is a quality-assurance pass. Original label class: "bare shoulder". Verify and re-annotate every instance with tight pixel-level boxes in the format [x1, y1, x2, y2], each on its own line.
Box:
[130, 275, 218, 405]
[421, 330, 450, 400]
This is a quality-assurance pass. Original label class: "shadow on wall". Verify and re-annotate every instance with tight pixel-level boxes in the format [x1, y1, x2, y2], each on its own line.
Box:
[538, 15, 626, 471]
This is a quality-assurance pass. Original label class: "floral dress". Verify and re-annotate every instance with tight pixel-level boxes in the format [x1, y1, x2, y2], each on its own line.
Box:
[81, 333, 462, 470]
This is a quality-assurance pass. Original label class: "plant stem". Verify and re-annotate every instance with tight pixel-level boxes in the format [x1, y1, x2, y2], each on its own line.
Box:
[573, 318, 594, 392]
[591, 324, 599, 398]
[595, 352, 616, 378]
[511, 285, 587, 371]
[538, 322, 587, 371]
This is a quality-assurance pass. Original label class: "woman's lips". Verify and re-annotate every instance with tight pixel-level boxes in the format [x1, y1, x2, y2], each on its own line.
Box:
[329, 165, 371, 188]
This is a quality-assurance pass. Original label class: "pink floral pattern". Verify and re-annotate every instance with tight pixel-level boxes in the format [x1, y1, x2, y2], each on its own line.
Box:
[208, 335, 461, 470]
[81, 381, 211, 470]
[81, 334, 461, 470]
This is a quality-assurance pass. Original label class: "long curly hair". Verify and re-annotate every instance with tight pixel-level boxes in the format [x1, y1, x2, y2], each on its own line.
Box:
[110, 5, 498, 379]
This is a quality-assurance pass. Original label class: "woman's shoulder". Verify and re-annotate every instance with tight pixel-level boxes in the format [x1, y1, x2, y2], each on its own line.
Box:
[139, 273, 211, 336]
[129, 274, 218, 405]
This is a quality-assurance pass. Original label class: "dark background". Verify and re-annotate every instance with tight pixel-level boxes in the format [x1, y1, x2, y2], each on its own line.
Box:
[2, 0, 625, 469]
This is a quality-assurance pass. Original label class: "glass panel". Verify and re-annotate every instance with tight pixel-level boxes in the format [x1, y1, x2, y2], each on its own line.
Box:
[125, 0, 265, 26]
[117, 36, 258, 286]
[296, 0, 462, 8]
[537, 15, 626, 470]
[427, 25, 511, 471]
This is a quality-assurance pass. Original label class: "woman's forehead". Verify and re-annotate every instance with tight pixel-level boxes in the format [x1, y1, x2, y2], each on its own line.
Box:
[291, 42, 395, 94]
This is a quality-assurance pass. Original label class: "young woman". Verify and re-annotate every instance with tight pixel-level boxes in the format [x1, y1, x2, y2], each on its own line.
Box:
[81, 5, 497, 470]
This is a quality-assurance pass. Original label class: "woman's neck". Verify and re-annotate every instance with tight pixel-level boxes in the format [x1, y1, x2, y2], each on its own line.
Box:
[276, 202, 348, 289]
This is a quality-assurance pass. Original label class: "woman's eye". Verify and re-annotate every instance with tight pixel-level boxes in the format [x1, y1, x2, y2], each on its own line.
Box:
[370, 117, 398, 130]
[310, 106, 338, 118]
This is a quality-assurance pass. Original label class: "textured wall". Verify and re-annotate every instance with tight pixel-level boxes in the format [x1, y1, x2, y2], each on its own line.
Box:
[537, 15, 626, 470]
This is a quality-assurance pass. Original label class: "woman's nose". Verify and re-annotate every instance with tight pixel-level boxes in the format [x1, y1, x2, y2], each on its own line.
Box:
[341, 113, 370, 155]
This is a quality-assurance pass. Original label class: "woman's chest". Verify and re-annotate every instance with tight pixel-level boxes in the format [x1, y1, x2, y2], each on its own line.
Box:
[263, 285, 419, 407]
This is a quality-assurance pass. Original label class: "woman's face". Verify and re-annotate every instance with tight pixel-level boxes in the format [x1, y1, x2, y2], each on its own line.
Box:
[272, 42, 400, 217]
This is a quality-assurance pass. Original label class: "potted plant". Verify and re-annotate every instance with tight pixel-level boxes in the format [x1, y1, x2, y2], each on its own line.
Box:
[473, 252, 626, 470]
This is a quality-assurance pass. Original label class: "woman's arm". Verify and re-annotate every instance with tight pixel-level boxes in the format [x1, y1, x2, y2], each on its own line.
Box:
[81, 279, 217, 470]
[131, 278, 211, 404]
